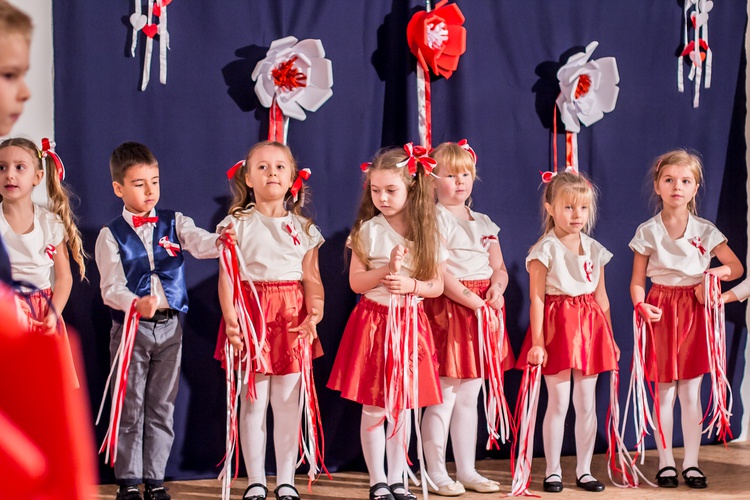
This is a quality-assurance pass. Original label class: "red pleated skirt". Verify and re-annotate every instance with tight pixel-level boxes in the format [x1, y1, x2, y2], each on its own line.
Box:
[214, 280, 323, 375]
[15, 288, 79, 388]
[424, 279, 516, 378]
[516, 293, 618, 376]
[327, 296, 442, 409]
[644, 284, 709, 382]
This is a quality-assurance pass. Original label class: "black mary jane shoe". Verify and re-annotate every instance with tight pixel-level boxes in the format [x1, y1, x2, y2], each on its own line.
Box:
[242, 483, 268, 500]
[369, 482, 396, 500]
[655, 466, 679, 488]
[543, 474, 563, 493]
[388, 482, 417, 500]
[682, 466, 708, 489]
[575, 474, 605, 492]
[274, 484, 301, 500]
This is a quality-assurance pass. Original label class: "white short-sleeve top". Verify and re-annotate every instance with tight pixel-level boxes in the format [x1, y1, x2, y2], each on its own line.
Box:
[0, 203, 65, 289]
[218, 210, 323, 282]
[437, 203, 499, 280]
[353, 214, 445, 306]
[629, 213, 726, 286]
[526, 231, 613, 296]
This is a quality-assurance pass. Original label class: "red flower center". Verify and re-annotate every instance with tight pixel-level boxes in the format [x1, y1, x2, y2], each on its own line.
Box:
[272, 56, 307, 92]
[574, 74, 592, 99]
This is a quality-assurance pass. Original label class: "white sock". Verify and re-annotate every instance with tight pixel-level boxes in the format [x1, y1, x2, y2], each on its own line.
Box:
[270, 373, 302, 496]
[572, 371, 598, 481]
[678, 377, 703, 477]
[361, 405, 389, 495]
[654, 382, 677, 474]
[422, 377, 458, 486]
[542, 370, 571, 478]
[451, 378, 485, 484]
[386, 411, 411, 487]
[240, 374, 270, 495]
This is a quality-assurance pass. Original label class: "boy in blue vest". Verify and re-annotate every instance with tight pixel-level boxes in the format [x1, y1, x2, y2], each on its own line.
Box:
[95, 142, 233, 500]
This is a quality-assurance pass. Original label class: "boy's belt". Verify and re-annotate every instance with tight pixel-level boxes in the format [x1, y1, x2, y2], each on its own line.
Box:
[141, 308, 179, 323]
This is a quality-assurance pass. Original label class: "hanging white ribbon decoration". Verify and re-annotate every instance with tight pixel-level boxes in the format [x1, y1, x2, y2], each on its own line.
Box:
[129, 0, 170, 90]
[678, 0, 714, 108]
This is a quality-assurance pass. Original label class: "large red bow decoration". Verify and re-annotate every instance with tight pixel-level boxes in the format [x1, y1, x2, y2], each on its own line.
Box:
[397, 143, 437, 177]
[406, 0, 467, 149]
[290, 168, 311, 202]
[406, 0, 467, 79]
[41, 138, 65, 181]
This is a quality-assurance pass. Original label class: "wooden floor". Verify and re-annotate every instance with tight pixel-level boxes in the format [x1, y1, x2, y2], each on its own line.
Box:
[95, 442, 750, 499]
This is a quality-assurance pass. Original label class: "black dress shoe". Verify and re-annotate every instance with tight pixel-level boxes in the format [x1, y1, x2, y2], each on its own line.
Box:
[576, 474, 605, 492]
[682, 466, 708, 489]
[543, 474, 563, 493]
[388, 483, 416, 500]
[242, 483, 268, 500]
[369, 482, 395, 500]
[273, 484, 300, 500]
[655, 466, 679, 488]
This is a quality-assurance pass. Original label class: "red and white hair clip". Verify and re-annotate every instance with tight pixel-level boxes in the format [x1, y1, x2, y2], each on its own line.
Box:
[226, 160, 246, 180]
[40, 138, 65, 181]
[396, 142, 438, 177]
[457, 139, 477, 164]
[290, 168, 311, 204]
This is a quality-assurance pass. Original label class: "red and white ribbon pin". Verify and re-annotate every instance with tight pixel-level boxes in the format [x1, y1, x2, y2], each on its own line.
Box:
[45, 244, 57, 260]
[480, 235, 497, 248]
[159, 236, 181, 257]
[583, 260, 593, 282]
[690, 236, 707, 255]
[284, 222, 301, 246]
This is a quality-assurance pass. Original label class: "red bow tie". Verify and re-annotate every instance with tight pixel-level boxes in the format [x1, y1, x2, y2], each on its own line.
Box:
[132, 215, 158, 228]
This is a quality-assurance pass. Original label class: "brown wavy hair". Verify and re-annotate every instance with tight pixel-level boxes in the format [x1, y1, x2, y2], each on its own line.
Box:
[649, 149, 704, 215]
[349, 147, 439, 281]
[227, 141, 314, 235]
[0, 138, 86, 279]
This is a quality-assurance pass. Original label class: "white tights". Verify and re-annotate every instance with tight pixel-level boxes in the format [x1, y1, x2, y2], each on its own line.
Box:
[240, 373, 301, 497]
[422, 377, 486, 486]
[542, 370, 598, 480]
[653, 376, 703, 476]
[360, 406, 411, 494]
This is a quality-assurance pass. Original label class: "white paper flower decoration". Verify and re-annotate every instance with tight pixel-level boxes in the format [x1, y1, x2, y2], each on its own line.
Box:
[252, 36, 334, 122]
[555, 41, 619, 133]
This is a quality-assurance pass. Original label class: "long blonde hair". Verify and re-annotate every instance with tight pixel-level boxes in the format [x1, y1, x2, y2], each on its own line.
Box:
[349, 147, 439, 281]
[0, 138, 86, 279]
[649, 149, 704, 215]
[227, 141, 315, 235]
[539, 170, 598, 238]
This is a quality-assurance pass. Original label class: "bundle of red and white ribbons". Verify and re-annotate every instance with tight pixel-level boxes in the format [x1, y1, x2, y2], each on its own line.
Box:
[509, 363, 541, 496]
[385, 293, 432, 498]
[297, 341, 330, 489]
[96, 300, 141, 465]
[476, 305, 512, 450]
[702, 272, 732, 442]
[218, 340, 242, 500]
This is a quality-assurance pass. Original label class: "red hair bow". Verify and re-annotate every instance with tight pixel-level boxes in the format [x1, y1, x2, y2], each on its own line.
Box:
[41, 138, 65, 181]
[397, 142, 437, 176]
[226, 160, 245, 180]
[457, 139, 477, 164]
[290, 168, 311, 202]
[540, 166, 575, 183]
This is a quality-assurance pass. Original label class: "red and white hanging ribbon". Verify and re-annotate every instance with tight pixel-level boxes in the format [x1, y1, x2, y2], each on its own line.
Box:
[96, 299, 141, 465]
[476, 305, 512, 450]
[678, 0, 713, 107]
[131, 0, 170, 90]
[40, 138, 65, 181]
[218, 340, 242, 500]
[416, 64, 433, 149]
[269, 98, 289, 144]
[296, 340, 331, 490]
[509, 364, 541, 497]
[219, 240, 268, 396]
[158, 236, 181, 257]
[607, 365, 654, 488]
[701, 272, 732, 442]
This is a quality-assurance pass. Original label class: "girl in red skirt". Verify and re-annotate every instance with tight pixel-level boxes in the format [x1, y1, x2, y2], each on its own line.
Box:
[216, 141, 324, 500]
[630, 150, 742, 489]
[0, 138, 85, 388]
[518, 170, 618, 493]
[327, 145, 444, 500]
[421, 141, 514, 496]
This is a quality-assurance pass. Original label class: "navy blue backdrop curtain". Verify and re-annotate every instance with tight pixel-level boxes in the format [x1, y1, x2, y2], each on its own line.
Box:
[52, 1, 747, 483]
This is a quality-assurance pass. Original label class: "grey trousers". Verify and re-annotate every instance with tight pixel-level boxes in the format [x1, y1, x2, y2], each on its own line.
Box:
[109, 316, 182, 486]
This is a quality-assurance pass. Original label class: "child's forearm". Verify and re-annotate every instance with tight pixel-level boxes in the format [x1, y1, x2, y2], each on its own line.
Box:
[442, 271, 483, 310]
[217, 269, 238, 325]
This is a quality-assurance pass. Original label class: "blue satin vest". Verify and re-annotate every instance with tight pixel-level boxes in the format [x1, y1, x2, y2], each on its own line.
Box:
[107, 209, 188, 314]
